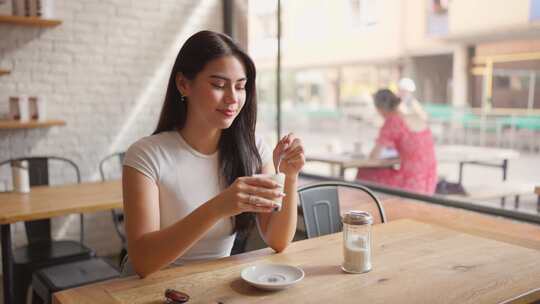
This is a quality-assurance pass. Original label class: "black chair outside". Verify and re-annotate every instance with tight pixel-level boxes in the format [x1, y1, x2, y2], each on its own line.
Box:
[0, 157, 95, 304]
[99, 152, 127, 263]
[298, 181, 386, 239]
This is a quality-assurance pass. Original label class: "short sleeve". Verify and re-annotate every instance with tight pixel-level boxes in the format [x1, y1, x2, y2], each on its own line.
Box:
[256, 135, 272, 167]
[376, 115, 404, 148]
[123, 137, 160, 183]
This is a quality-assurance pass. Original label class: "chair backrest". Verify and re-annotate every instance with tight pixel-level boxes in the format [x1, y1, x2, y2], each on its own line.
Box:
[298, 181, 386, 239]
[99, 152, 126, 245]
[0, 156, 82, 244]
[99, 152, 125, 181]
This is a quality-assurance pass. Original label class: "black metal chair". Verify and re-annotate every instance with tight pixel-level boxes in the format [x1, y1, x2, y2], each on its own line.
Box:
[99, 152, 127, 263]
[298, 181, 386, 239]
[0, 157, 95, 304]
[29, 154, 127, 304]
[32, 258, 120, 304]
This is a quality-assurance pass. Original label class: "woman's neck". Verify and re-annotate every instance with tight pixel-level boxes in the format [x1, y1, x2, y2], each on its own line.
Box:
[381, 109, 399, 119]
[178, 126, 221, 155]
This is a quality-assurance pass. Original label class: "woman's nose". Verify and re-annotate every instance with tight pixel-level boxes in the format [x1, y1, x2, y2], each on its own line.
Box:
[224, 87, 238, 104]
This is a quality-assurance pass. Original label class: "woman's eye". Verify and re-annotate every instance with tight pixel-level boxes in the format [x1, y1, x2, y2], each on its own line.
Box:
[211, 83, 225, 89]
[236, 86, 245, 90]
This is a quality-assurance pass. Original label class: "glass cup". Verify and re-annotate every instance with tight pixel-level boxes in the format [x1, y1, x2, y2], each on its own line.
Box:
[253, 173, 285, 211]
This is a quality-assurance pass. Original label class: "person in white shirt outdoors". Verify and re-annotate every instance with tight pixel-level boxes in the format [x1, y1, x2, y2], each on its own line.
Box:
[397, 77, 429, 122]
[121, 31, 305, 278]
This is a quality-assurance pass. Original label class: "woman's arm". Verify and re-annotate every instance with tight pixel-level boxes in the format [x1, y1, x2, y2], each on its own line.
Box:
[368, 144, 384, 159]
[123, 166, 222, 277]
[410, 98, 429, 122]
[256, 163, 298, 252]
[256, 134, 304, 252]
[123, 166, 280, 278]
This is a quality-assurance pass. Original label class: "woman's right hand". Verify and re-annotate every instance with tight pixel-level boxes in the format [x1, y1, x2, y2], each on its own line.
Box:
[210, 176, 285, 218]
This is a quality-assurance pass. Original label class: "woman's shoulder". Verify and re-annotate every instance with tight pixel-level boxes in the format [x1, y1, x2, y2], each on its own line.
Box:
[126, 131, 178, 157]
[123, 132, 180, 181]
[384, 113, 405, 126]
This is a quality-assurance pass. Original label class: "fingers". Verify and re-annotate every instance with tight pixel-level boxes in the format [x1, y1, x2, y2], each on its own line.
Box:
[282, 132, 294, 146]
[238, 193, 278, 213]
[281, 138, 304, 160]
[241, 184, 285, 200]
[275, 133, 294, 154]
[273, 133, 298, 173]
[282, 146, 303, 159]
[241, 176, 281, 188]
[239, 202, 275, 213]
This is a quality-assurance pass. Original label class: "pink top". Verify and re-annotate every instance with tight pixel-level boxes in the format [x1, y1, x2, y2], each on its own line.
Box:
[356, 113, 437, 194]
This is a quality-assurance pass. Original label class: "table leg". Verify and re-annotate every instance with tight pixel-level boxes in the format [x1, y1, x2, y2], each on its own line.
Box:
[458, 162, 464, 185]
[1, 224, 13, 304]
[502, 159, 508, 181]
[339, 166, 345, 179]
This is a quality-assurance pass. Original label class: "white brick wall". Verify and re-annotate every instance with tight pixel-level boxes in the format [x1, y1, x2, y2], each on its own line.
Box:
[0, 0, 223, 263]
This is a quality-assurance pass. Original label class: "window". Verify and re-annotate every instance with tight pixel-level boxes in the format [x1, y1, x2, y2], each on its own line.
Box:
[431, 0, 449, 15]
[531, 0, 540, 21]
[427, 0, 449, 35]
[349, 0, 377, 28]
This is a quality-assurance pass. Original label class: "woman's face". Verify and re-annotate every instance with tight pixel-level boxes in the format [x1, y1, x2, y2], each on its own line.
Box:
[178, 55, 247, 131]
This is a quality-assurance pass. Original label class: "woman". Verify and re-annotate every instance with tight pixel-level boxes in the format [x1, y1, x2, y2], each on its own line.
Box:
[122, 31, 305, 277]
[356, 89, 436, 194]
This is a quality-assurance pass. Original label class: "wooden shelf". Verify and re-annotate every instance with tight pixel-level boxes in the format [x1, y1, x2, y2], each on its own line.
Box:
[0, 69, 10, 76]
[0, 15, 62, 27]
[0, 119, 66, 130]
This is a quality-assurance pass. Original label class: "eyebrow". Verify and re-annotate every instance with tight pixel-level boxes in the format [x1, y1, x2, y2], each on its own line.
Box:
[209, 75, 247, 82]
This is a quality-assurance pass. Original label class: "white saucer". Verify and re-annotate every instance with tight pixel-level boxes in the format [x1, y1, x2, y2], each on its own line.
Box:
[241, 264, 304, 291]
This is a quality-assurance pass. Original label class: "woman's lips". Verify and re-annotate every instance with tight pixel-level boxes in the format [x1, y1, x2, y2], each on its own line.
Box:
[217, 109, 236, 117]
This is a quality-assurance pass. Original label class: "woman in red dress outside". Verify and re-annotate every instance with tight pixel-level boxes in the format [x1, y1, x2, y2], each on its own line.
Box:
[356, 89, 437, 194]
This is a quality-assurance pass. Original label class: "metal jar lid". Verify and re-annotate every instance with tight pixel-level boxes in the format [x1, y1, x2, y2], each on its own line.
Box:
[342, 210, 373, 225]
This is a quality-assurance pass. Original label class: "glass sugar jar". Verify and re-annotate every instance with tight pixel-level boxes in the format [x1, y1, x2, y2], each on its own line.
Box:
[341, 210, 373, 273]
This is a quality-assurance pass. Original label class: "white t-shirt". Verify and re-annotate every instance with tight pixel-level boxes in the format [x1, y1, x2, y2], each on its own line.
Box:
[123, 131, 272, 264]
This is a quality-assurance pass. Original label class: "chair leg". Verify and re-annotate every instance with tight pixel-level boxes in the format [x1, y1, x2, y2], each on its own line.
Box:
[31, 289, 45, 304]
[13, 268, 31, 304]
[119, 247, 127, 268]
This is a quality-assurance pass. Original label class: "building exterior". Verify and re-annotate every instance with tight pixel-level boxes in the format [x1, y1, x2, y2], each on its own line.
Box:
[249, 0, 540, 113]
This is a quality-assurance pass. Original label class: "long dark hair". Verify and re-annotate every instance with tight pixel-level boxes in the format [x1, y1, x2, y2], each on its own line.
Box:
[153, 31, 261, 234]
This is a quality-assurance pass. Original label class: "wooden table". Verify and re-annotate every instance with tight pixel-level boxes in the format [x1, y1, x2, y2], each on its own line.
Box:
[306, 145, 519, 181]
[0, 180, 122, 304]
[54, 219, 540, 304]
[435, 145, 520, 184]
[337, 193, 540, 251]
[306, 152, 399, 178]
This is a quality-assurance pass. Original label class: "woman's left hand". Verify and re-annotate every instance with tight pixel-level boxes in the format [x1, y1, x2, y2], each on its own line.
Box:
[273, 133, 305, 177]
